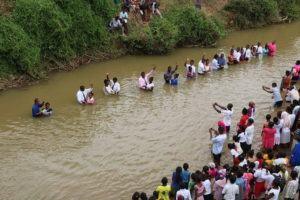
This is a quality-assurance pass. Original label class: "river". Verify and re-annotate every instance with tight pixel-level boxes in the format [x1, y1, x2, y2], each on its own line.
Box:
[0, 22, 300, 200]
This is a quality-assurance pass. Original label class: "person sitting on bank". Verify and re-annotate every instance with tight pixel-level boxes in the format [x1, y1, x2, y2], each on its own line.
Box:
[109, 16, 123, 33]
[76, 84, 93, 104]
[41, 102, 53, 116]
[150, 0, 162, 18]
[262, 83, 283, 107]
[32, 98, 44, 117]
[170, 73, 179, 86]
[119, 6, 129, 35]
[164, 65, 178, 84]
[138, 67, 156, 90]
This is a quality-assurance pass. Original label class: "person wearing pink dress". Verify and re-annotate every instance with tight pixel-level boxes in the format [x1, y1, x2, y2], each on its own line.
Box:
[242, 169, 254, 199]
[195, 177, 205, 200]
[213, 174, 227, 200]
[268, 41, 277, 57]
[262, 122, 276, 149]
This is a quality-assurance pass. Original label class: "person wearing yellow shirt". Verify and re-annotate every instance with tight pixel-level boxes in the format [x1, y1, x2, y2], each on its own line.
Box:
[156, 177, 171, 200]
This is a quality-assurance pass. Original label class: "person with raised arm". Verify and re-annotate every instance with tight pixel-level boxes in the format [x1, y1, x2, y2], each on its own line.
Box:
[209, 126, 227, 166]
[262, 83, 283, 107]
[138, 66, 156, 90]
[213, 102, 233, 133]
[164, 65, 178, 84]
[76, 84, 93, 104]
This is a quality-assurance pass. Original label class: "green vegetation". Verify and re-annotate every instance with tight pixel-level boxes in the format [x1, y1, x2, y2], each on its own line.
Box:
[224, 0, 300, 29]
[124, 6, 225, 54]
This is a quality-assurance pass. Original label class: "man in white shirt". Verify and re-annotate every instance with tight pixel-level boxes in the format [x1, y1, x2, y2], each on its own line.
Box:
[286, 87, 300, 102]
[210, 126, 227, 166]
[176, 182, 192, 200]
[257, 42, 263, 54]
[76, 84, 93, 104]
[185, 59, 196, 76]
[212, 54, 220, 70]
[138, 67, 155, 90]
[245, 118, 254, 153]
[213, 102, 233, 133]
[198, 58, 206, 74]
[262, 83, 283, 107]
[111, 77, 121, 94]
[222, 175, 239, 200]
[234, 47, 241, 62]
[245, 45, 252, 60]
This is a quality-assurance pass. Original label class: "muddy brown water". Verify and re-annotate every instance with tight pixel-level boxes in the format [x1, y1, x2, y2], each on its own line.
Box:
[0, 22, 300, 200]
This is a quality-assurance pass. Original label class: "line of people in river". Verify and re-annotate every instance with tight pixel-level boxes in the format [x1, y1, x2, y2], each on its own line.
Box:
[131, 60, 300, 199]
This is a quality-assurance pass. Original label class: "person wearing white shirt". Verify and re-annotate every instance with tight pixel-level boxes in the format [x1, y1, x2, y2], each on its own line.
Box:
[185, 59, 196, 76]
[211, 54, 220, 70]
[111, 77, 121, 94]
[265, 179, 281, 200]
[202, 178, 212, 199]
[213, 102, 233, 133]
[198, 58, 206, 74]
[138, 67, 156, 90]
[210, 127, 227, 166]
[176, 183, 192, 200]
[76, 84, 93, 104]
[104, 79, 114, 95]
[222, 175, 239, 200]
[245, 118, 255, 153]
[234, 47, 241, 62]
[286, 87, 300, 102]
[257, 42, 263, 54]
[245, 45, 252, 60]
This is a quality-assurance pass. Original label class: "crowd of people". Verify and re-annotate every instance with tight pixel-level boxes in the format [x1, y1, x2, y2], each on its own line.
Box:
[130, 59, 300, 200]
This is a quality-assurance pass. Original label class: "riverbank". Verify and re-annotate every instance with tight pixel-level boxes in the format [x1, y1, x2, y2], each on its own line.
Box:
[0, 0, 300, 91]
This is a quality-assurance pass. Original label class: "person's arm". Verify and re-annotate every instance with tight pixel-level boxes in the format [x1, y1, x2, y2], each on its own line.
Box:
[146, 67, 156, 79]
[172, 65, 178, 74]
[212, 103, 222, 113]
[262, 86, 273, 93]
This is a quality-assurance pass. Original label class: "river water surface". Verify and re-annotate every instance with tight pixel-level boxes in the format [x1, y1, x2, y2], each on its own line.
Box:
[1, 22, 300, 200]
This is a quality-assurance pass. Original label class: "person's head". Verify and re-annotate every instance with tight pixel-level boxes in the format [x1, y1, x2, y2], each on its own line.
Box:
[214, 54, 218, 59]
[175, 166, 182, 174]
[80, 85, 85, 91]
[141, 72, 145, 78]
[190, 60, 194, 65]
[285, 70, 291, 76]
[268, 151, 274, 160]
[296, 60, 300, 65]
[104, 79, 109, 86]
[258, 42, 261, 46]
[247, 149, 254, 158]
[273, 117, 279, 125]
[273, 178, 280, 188]
[249, 101, 255, 108]
[190, 173, 197, 182]
[266, 114, 272, 121]
[45, 102, 50, 109]
[209, 162, 216, 169]
[272, 82, 277, 88]
[167, 66, 172, 72]
[161, 177, 168, 186]
[237, 47, 240, 52]
[246, 44, 250, 49]
[132, 192, 140, 200]
[236, 170, 243, 178]
[247, 118, 254, 126]
[183, 163, 189, 171]
[286, 106, 292, 114]
[34, 98, 40, 104]
[188, 66, 192, 72]
[205, 59, 210, 65]
[220, 53, 224, 58]
[149, 77, 154, 83]
[242, 107, 248, 115]
[179, 182, 185, 189]
[230, 48, 234, 54]
[202, 165, 209, 174]
[268, 121, 274, 128]
[227, 103, 233, 110]
[256, 152, 263, 160]
[174, 73, 179, 79]
[140, 192, 148, 200]
[113, 77, 118, 83]
[291, 170, 298, 180]
[218, 126, 225, 134]
[292, 100, 299, 107]
[229, 175, 236, 184]
[238, 154, 245, 162]
[272, 40, 276, 44]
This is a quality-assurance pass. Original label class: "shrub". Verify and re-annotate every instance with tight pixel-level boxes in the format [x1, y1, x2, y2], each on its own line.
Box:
[0, 17, 40, 77]
[165, 6, 225, 46]
[275, 0, 300, 20]
[123, 17, 178, 54]
[86, 0, 117, 22]
[224, 0, 279, 29]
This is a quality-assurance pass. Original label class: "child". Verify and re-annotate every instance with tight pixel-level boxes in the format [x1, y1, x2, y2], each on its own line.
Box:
[86, 92, 95, 105]
[247, 101, 256, 119]
[273, 117, 282, 149]
[235, 170, 246, 200]
[194, 175, 205, 200]
[208, 162, 218, 179]
[263, 114, 272, 129]
[147, 77, 154, 91]
[182, 163, 191, 189]
[233, 135, 243, 155]
[265, 178, 280, 200]
[284, 170, 298, 200]
[170, 73, 179, 86]
[42, 102, 53, 116]
[186, 66, 195, 78]
[228, 143, 240, 166]
[212, 102, 234, 134]
[156, 177, 171, 200]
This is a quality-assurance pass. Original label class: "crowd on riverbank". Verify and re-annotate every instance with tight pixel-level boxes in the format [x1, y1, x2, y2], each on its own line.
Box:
[126, 57, 300, 200]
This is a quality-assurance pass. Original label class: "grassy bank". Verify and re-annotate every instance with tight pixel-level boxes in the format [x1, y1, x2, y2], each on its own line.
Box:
[0, 0, 299, 90]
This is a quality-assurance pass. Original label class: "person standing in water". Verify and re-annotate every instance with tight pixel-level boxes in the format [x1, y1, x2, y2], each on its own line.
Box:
[138, 67, 156, 90]
[42, 102, 53, 116]
[213, 102, 233, 134]
[32, 98, 44, 117]
[76, 84, 93, 104]
[164, 65, 178, 84]
[209, 126, 227, 166]
[268, 41, 277, 57]
[262, 83, 283, 107]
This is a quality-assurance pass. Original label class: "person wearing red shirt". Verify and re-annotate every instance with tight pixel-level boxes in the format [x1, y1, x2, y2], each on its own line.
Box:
[238, 108, 249, 130]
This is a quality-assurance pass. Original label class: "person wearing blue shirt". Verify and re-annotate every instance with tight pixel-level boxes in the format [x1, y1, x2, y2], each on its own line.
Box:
[182, 163, 191, 189]
[218, 53, 226, 69]
[32, 98, 44, 117]
[170, 73, 179, 86]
